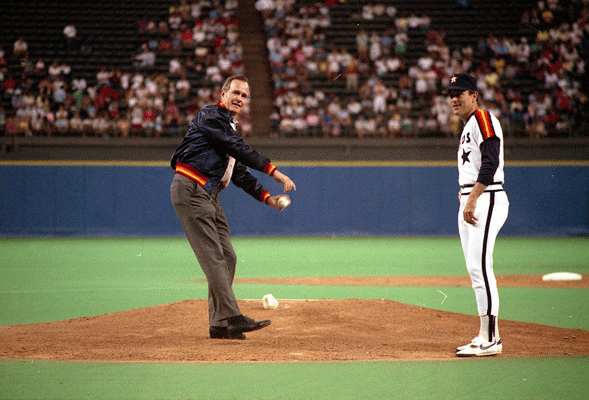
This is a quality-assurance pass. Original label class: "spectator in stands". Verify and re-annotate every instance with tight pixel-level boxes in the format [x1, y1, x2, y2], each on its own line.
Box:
[69, 111, 84, 136]
[369, 31, 382, 61]
[59, 61, 71, 80]
[204, 56, 223, 83]
[136, 14, 149, 32]
[218, 49, 233, 76]
[41, 105, 56, 137]
[0, 55, 8, 85]
[35, 76, 51, 98]
[279, 114, 294, 136]
[256, 0, 275, 19]
[373, 80, 388, 114]
[52, 83, 68, 108]
[184, 98, 201, 121]
[133, 44, 156, 69]
[344, 58, 359, 91]
[92, 111, 110, 137]
[169, 30, 182, 51]
[394, 28, 409, 54]
[178, 0, 191, 19]
[80, 35, 93, 54]
[47, 61, 61, 81]
[4, 76, 20, 100]
[180, 24, 194, 48]
[0, 106, 5, 135]
[63, 23, 78, 52]
[168, 9, 182, 31]
[326, 49, 342, 80]
[12, 37, 28, 59]
[400, 113, 415, 136]
[361, 3, 375, 20]
[129, 105, 143, 136]
[157, 19, 170, 34]
[175, 74, 191, 100]
[18, 54, 33, 77]
[32, 58, 46, 78]
[54, 105, 69, 135]
[169, 56, 184, 76]
[164, 99, 181, 126]
[93, 66, 109, 89]
[142, 105, 158, 137]
[355, 29, 369, 62]
[115, 112, 131, 137]
[415, 74, 428, 99]
[144, 19, 157, 32]
[5, 111, 19, 138]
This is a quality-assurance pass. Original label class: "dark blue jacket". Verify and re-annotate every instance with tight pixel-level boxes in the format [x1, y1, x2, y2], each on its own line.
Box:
[171, 104, 275, 201]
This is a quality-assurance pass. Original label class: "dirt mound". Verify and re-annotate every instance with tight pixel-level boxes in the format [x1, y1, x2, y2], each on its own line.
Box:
[1, 299, 587, 362]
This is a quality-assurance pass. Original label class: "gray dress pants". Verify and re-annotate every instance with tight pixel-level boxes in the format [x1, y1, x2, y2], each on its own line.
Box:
[170, 173, 241, 327]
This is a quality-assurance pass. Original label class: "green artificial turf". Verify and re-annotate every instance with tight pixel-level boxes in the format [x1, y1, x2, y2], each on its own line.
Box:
[1, 237, 588, 400]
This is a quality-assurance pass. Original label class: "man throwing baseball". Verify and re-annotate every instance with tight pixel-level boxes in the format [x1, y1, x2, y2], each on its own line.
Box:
[170, 75, 296, 340]
[443, 73, 509, 357]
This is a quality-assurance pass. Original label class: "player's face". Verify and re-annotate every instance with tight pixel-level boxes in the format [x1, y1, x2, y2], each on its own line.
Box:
[221, 79, 250, 116]
[448, 90, 478, 122]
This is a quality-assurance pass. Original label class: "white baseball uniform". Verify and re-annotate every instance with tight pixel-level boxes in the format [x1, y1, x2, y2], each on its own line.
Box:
[457, 109, 509, 340]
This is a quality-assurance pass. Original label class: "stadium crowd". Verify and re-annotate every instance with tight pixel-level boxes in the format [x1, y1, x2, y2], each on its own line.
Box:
[1, 0, 587, 139]
[1, 0, 249, 138]
[261, 0, 588, 138]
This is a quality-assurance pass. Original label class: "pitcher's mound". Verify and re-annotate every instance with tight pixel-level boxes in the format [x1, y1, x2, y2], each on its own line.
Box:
[1, 299, 588, 362]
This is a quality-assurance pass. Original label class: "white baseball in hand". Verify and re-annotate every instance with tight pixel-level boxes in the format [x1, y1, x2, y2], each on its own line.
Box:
[277, 196, 290, 210]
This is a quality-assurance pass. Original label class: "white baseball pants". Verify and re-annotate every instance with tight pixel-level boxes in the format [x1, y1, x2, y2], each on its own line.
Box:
[458, 190, 509, 317]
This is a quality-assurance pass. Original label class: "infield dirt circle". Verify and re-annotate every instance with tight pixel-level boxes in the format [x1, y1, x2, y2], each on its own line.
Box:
[1, 275, 588, 362]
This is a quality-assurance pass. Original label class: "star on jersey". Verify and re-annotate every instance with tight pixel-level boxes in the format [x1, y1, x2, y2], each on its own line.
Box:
[461, 149, 471, 164]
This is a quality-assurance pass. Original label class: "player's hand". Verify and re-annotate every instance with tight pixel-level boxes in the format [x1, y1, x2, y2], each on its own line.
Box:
[463, 183, 486, 225]
[267, 195, 290, 212]
[463, 199, 478, 225]
[273, 170, 296, 192]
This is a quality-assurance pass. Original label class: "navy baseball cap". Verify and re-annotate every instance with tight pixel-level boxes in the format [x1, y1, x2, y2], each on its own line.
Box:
[442, 73, 477, 94]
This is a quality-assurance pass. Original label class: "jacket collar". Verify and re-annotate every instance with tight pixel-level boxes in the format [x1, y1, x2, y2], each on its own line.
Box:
[217, 101, 238, 125]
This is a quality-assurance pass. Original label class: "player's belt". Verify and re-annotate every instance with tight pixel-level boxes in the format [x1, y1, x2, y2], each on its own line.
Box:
[460, 182, 503, 195]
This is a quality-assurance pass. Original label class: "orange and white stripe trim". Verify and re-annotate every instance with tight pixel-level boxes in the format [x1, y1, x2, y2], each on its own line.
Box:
[263, 163, 277, 176]
[260, 190, 271, 204]
[474, 109, 496, 140]
[175, 162, 208, 187]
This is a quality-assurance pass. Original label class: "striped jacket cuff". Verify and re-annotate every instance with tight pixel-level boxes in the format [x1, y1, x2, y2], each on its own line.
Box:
[260, 190, 271, 204]
[263, 163, 277, 176]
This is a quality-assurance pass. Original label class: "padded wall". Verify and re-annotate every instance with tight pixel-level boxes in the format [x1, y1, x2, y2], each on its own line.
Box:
[1, 164, 587, 237]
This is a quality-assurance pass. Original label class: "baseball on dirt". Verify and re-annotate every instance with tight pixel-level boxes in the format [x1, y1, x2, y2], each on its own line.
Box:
[277, 196, 290, 210]
[263, 294, 279, 309]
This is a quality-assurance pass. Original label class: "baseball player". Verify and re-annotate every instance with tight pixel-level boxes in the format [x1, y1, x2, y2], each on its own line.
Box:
[443, 73, 509, 357]
[170, 75, 296, 340]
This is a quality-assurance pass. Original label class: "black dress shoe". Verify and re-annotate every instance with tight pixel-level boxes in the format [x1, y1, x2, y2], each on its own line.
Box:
[226, 315, 271, 335]
[209, 326, 246, 340]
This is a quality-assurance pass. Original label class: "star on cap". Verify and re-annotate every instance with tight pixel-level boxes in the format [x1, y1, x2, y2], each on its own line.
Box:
[451, 76, 457, 83]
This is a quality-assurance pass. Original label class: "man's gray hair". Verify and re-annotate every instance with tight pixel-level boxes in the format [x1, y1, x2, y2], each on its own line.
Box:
[222, 75, 248, 92]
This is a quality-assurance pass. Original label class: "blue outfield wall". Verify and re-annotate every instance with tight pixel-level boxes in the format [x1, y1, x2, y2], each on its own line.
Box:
[0, 163, 587, 237]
